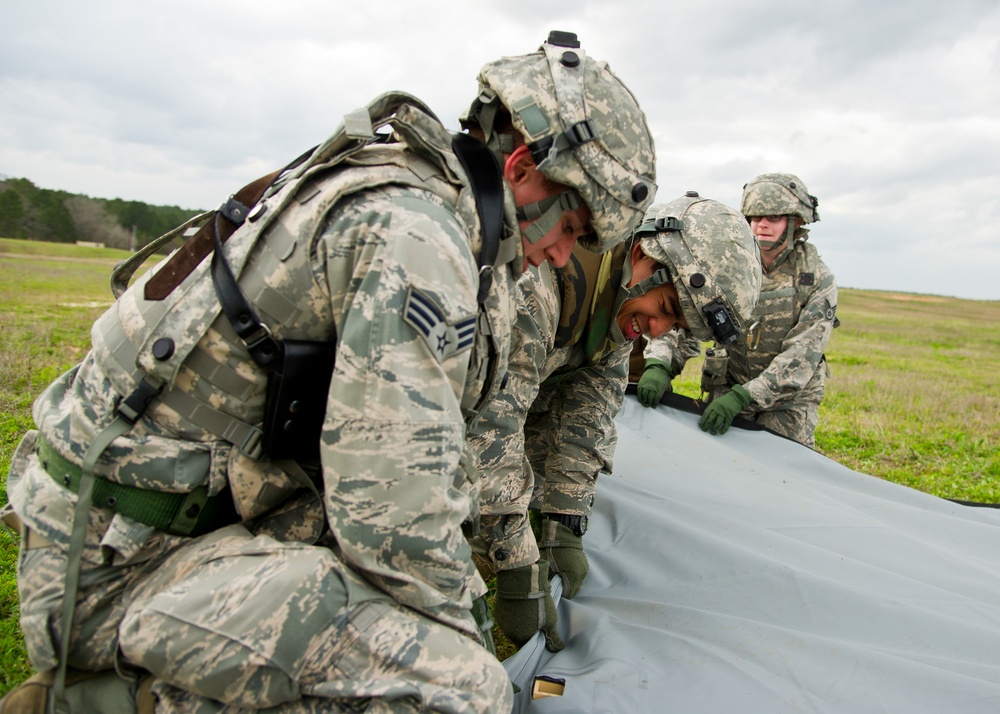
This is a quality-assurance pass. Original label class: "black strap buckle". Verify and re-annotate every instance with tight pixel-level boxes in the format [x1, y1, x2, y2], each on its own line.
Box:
[117, 378, 164, 424]
[527, 119, 596, 166]
[654, 216, 682, 232]
[527, 136, 554, 166]
[565, 120, 595, 147]
[218, 196, 250, 226]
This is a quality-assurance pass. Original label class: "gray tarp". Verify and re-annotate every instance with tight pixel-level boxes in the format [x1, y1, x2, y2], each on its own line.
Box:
[503, 394, 1000, 713]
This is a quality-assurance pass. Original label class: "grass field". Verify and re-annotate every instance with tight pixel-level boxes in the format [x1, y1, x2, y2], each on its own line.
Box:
[669, 289, 1000, 502]
[1, 237, 999, 696]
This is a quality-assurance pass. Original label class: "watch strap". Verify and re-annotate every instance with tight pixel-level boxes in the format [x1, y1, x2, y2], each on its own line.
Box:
[545, 512, 588, 536]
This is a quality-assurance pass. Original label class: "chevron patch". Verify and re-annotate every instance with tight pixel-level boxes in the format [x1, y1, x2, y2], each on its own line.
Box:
[403, 287, 476, 363]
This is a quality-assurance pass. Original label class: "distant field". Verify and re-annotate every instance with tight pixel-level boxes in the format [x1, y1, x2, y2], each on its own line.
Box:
[1, 237, 999, 695]
[669, 288, 1000, 502]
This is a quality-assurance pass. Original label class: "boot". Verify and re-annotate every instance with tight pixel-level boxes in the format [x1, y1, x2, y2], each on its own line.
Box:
[0, 669, 155, 714]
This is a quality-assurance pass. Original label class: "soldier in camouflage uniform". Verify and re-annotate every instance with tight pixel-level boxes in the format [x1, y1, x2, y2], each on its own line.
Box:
[695, 173, 838, 447]
[0, 31, 656, 713]
[469, 193, 762, 649]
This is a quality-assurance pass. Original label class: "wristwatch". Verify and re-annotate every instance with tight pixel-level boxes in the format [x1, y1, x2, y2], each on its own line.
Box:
[545, 512, 589, 537]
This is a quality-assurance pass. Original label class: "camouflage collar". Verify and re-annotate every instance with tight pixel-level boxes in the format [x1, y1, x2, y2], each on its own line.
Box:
[553, 242, 629, 361]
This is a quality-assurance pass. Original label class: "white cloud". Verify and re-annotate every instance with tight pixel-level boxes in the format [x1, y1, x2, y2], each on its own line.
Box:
[2, 0, 999, 299]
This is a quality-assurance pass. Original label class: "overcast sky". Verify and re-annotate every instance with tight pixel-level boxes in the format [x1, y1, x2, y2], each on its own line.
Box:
[2, 0, 999, 300]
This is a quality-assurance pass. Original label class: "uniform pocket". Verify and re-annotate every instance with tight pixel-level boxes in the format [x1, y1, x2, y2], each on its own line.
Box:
[16, 545, 62, 671]
[119, 533, 350, 708]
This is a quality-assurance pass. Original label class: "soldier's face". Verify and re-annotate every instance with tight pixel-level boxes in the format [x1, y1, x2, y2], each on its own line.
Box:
[750, 214, 789, 265]
[749, 214, 788, 238]
[520, 199, 593, 272]
[616, 244, 688, 341]
[505, 146, 594, 271]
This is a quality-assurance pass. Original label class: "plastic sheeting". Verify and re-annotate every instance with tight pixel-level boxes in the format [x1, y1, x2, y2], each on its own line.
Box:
[504, 394, 1000, 713]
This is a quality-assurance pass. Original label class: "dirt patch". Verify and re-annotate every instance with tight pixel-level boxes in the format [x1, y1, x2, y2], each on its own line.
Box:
[883, 293, 949, 303]
[0, 252, 120, 265]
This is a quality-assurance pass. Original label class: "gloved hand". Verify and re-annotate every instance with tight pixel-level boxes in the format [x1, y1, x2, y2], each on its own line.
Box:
[494, 560, 564, 652]
[540, 517, 589, 599]
[699, 384, 753, 435]
[471, 595, 497, 655]
[637, 359, 674, 408]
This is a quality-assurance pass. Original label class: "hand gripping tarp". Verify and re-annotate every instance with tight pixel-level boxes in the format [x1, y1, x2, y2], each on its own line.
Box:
[504, 394, 1000, 713]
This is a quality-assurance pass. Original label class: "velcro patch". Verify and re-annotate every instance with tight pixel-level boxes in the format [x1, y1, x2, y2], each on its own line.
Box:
[403, 287, 476, 363]
[799, 272, 815, 286]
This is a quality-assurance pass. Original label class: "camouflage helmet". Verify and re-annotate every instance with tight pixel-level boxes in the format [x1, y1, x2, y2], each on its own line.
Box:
[741, 173, 820, 226]
[633, 193, 762, 344]
[463, 30, 657, 253]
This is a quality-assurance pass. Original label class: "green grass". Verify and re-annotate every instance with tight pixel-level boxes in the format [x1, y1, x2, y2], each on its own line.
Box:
[1, 238, 999, 695]
[670, 289, 1000, 501]
[0, 238, 126, 694]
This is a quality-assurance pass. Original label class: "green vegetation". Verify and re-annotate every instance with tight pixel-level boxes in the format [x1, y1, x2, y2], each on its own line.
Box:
[0, 238, 128, 695]
[670, 290, 1000, 501]
[1, 238, 998, 695]
[0, 177, 201, 251]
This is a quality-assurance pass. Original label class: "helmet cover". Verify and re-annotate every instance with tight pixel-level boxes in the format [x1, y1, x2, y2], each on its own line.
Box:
[636, 193, 762, 343]
[466, 31, 657, 252]
[741, 173, 820, 225]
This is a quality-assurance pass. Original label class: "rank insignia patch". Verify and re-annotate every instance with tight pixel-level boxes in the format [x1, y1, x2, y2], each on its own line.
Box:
[404, 287, 476, 363]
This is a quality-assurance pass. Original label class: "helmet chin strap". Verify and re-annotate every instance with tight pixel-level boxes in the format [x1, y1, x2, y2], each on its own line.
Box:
[516, 189, 583, 244]
[464, 92, 569, 236]
[757, 223, 792, 252]
[608, 258, 673, 343]
[623, 265, 671, 301]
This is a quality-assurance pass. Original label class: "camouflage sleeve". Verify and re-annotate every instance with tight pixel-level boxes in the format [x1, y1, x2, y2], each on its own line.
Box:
[744, 260, 838, 409]
[643, 329, 702, 376]
[314, 185, 483, 636]
[468, 265, 561, 571]
[535, 341, 631, 516]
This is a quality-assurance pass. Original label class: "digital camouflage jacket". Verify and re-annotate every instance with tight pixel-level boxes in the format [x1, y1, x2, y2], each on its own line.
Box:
[6, 98, 521, 652]
[470, 241, 632, 571]
[723, 236, 837, 411]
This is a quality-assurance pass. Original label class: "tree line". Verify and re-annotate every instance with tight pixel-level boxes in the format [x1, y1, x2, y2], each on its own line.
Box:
[0, 176, 202, 251]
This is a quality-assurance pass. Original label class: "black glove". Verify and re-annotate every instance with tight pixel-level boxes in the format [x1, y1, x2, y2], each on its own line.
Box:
[540, 517, 589, 599]
[493, 560, 564, 652]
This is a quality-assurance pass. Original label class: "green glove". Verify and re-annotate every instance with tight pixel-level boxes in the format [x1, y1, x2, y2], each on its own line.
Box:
[540, 517, 589, 599]
[494, 560, 564, 652]
[637, 359, 674, 408]
[699, 384, 753, 435]
[471, 595, 496, 655]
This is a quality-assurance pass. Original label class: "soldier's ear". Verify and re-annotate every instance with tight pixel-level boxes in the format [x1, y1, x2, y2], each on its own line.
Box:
[629, 241, 647, 270]
[503, 145, 537, 188]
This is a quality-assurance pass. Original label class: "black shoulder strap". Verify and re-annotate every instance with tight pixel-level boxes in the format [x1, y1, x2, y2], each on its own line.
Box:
[212, 133, 503, 370]
[210, 213, 284, 370]
[451, 132, 505, 305]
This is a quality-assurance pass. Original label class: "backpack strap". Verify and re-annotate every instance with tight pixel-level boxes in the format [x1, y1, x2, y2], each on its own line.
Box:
[209, 214, 284, 370]
[213, 131, 505, 368]
[142, 166, 290, 301]
[450, 132, 505, 305]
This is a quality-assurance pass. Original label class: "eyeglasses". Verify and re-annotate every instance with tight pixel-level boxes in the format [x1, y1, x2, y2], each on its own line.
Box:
[748, 215, 785, 224]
